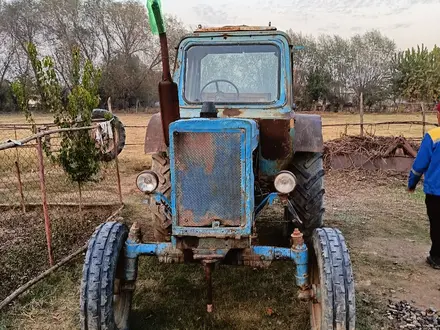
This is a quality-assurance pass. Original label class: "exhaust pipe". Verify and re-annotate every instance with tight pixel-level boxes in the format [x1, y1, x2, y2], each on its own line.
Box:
[149, 0, 180, 146]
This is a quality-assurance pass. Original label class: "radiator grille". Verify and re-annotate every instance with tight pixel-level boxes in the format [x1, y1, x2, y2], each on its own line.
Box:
[173, 131, 243, 227]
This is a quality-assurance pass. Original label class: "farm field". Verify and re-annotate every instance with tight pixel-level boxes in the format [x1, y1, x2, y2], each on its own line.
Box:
[0, 111, 437, 172]
[0, 111, 439, 330]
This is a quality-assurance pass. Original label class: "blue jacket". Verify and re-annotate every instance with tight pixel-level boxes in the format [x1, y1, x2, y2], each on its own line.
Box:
[408, 127, 440, 195]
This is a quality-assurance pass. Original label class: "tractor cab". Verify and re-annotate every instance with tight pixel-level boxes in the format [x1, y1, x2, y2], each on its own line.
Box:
[173, 25, 293, 118]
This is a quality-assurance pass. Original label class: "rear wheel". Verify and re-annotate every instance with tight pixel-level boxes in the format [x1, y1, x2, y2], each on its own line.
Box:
[149, 152, 171, 242]
[309, 227, 356, 330]
[287, 152, 325, 238]
[80, 221, 133, 330]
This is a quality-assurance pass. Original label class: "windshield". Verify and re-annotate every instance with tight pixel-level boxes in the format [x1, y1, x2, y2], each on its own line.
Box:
[184, 44, 280, 104]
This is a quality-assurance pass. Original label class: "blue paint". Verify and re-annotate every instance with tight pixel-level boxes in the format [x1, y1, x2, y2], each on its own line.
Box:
[153, 192, 171, 209]
[125, 240, 171, 259]
[124, 240, 308, 287]
[250, 245, 308, 287]
[169, 118, 258, 237]
[174, 32, 293, 119]
[254, 192, 279, 218]
[259, 157, 281, 176]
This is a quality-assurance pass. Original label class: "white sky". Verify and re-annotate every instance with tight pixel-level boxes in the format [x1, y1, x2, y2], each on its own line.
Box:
[158, 0, 440, 50]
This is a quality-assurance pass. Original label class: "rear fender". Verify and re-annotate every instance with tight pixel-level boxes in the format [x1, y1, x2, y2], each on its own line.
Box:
[145, 113, 167, 154]
[293, 114, 323, 153]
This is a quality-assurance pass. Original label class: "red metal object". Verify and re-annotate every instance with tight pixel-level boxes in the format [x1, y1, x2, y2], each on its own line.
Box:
[36, 137, 54, 266]
[158, 33, 180, 146]
[203, 261, 215, 313]
[291, 228, 304, 246]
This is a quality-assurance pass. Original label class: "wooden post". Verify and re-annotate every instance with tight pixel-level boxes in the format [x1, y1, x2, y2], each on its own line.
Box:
[36, 136, 54, 266]
[113, 126, 123, 205]
[421, 102, 426, 136]
[107, 97, 112, 113]
[78, 182, 83, 220]
[360, 92, 364, 137]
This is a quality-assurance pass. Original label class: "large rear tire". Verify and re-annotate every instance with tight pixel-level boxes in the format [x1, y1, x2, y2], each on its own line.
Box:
[149, 152, 171, 242]
[309, 227, 356, 330]
[287, 152, 325, 238]
[80, 222, 133, 330]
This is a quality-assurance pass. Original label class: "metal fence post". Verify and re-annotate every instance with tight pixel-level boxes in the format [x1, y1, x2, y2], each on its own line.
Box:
[36, 136, 54, 266]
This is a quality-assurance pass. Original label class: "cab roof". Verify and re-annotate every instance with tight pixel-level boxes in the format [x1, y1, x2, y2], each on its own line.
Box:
[190, 25, 291, 45]
[194, 25, 277, 33]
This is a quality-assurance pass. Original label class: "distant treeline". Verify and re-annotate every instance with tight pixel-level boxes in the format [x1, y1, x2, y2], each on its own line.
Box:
[0, 0, 439, 113]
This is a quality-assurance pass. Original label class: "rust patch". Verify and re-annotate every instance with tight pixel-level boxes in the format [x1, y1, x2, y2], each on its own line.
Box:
[179, 209, 195, 226]
[144, 113, 167, 154]
[194, 25, 277, 33]
[223, 108, 242, 117]
[259, 119, 292, 160]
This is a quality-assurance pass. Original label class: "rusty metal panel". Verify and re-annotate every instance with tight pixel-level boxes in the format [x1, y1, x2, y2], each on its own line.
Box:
[144, 113, 167, 154]
[259, 119, 292, 160]
[293, 114, 324, 153]
[330, 154, 414, 172]
[174, 131, 243, 227]
[194, 25, 278, 33]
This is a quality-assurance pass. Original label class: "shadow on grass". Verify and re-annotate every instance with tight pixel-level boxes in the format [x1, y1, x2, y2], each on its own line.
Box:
[130, 258, 309, 330]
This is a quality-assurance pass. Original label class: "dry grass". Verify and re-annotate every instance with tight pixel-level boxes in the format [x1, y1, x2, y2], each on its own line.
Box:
[319, 112, 437, 140]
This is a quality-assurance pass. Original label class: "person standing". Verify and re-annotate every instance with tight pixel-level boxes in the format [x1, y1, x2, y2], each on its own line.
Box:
[408, 103, 440, 269]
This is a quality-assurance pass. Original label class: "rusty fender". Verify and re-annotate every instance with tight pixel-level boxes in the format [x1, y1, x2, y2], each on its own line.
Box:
[293, 113, 324, 153]
[144, 113, 167, 154]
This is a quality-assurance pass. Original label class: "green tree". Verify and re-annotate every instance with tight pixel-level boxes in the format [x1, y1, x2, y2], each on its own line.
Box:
[12, 43, 102, 186]
[393, 44, 440, 103]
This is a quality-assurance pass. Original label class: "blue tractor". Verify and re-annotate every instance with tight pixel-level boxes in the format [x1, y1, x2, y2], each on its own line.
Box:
[80, 5, 355, 329]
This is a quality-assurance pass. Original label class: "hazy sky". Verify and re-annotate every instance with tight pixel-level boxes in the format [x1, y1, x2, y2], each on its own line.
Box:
[159, 0, 440, 50]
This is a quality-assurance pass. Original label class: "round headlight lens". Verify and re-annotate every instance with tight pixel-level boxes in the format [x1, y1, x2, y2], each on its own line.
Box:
[274, 171, 297, 194]
[136, 171, 158, 193]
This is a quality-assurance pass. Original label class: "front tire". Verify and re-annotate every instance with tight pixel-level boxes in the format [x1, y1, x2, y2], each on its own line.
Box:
[80, 222, 133, 330]
[309, 228, 356, 330]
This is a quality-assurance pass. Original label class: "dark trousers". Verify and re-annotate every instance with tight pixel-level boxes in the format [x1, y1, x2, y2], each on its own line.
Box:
[426, 194, 440, 259]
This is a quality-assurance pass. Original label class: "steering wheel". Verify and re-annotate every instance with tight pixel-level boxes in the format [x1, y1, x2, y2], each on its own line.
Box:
[199, 79, 240, 101]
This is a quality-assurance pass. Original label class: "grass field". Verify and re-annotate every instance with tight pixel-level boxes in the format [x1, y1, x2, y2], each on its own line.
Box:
[0, 111, 439, 330]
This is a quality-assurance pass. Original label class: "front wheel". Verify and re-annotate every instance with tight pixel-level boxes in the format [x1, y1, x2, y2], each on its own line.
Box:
[309, 228, 356, 330]
[80, 221, 133, 330]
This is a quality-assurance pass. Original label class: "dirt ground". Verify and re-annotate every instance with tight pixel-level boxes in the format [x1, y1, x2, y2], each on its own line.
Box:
[1, 112, 439, 329]
[0, 168, 438, 330]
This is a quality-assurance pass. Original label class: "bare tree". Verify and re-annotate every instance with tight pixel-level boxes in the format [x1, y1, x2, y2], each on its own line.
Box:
[39, 0, 98, 87]
[0, 1, 17, 85]
[347, 30, 396, 108]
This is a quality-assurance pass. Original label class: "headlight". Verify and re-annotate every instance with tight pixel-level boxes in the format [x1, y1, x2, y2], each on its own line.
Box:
[136, 171, 158, 193]
[274, 171, 297, 194]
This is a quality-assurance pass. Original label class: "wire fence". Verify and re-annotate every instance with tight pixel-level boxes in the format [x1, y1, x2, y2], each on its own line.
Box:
[0, 123, 123, 301]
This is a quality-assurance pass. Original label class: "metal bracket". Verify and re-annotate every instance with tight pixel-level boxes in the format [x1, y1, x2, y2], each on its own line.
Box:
[254, 192, 279, 218]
